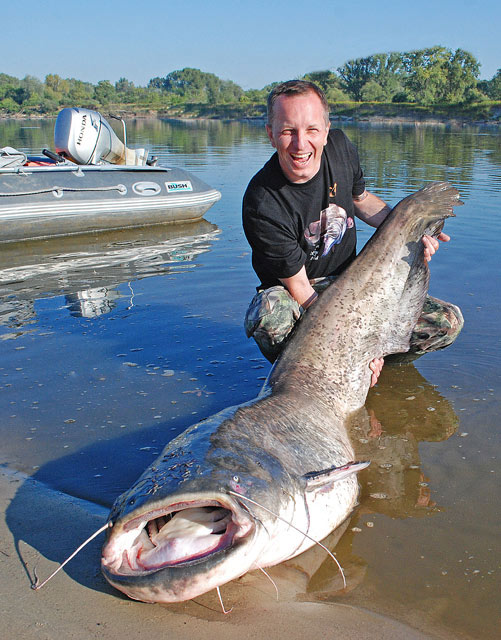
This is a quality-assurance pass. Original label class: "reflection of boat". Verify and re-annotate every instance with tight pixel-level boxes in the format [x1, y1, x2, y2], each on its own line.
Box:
[65, 287, 122, 319]
[0, 220, 220, 327]
[0, 108, 221, 242]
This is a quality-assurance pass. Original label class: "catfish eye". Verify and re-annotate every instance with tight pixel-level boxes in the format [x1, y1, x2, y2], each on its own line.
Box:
[232, 475, 240, 483]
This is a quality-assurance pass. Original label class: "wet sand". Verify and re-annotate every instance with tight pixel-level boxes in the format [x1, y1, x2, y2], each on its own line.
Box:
[1, 467, 432, 640]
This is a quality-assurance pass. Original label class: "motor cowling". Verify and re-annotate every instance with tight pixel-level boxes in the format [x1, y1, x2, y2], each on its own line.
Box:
[54, 107, 147, 166]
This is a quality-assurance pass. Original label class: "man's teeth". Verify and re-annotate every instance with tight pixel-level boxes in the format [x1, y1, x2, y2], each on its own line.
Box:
[291, 153, 311, 162]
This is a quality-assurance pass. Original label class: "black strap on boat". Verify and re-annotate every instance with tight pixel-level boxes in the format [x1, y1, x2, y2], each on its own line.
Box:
[42, 149, 67, 163]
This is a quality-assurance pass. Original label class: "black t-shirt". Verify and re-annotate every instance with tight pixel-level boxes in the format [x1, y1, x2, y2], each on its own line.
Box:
[243, 129, 366, 289]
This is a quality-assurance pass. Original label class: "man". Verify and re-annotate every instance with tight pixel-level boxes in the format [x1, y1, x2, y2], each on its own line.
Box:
[243, 80, 463, 384]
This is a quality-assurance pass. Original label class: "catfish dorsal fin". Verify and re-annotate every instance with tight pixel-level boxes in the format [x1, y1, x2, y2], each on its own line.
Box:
[303, 460, 370, 491]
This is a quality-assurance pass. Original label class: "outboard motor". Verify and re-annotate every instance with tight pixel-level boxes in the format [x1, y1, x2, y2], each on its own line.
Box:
[54, 108, 147, 166]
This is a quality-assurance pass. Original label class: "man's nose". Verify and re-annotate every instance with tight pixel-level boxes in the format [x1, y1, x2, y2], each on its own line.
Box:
[294, 129, 307, 149]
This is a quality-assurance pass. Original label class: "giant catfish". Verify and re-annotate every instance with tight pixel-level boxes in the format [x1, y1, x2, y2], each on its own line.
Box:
[101, 181, 462, 603]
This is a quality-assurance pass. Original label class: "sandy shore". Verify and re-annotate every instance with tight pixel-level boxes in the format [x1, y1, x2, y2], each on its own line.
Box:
[0, 467, 431, 640]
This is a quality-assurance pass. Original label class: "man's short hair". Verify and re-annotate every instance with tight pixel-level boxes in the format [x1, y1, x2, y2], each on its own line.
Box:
[267, 80, 330, 126]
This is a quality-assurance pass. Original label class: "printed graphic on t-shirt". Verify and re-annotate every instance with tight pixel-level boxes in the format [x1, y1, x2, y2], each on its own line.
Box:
[304, 204, 353, 258]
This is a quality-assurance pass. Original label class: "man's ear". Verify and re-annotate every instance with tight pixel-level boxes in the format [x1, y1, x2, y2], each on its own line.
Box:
[324, 120, 331, 146]
[265, 124, 276, 149]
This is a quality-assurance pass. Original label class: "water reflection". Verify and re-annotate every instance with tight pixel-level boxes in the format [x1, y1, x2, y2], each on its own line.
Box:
[341, 123, 501, 202]
[0, 220, 219, 329]
[66, 287, 122, 318]
[5, 116, 501, 180]
[354, 364, 458, 518]
[276, 364, 458, 594]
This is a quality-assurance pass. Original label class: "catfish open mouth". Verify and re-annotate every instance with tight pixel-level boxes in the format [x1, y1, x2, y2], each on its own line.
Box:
[102, 499, 255, 576]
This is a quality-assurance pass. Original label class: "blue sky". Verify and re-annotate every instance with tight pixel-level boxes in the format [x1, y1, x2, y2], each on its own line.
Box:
[3, 0, 499, 88]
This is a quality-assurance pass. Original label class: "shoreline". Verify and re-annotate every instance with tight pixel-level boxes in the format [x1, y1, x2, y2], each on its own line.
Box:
[1, 114, 498, 130]
[1, 104, 500, 128]
[1, 464, 441, 640]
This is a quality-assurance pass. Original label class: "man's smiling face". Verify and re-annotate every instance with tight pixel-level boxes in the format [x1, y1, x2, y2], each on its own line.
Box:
[266, 91, 330, 184]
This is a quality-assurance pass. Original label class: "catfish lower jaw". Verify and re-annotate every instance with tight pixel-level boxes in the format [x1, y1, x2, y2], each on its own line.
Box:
[101, 498, 255, 578]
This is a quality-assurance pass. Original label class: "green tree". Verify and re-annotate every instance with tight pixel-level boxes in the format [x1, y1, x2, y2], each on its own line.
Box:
[0, 74, 21, 105]
[115, 77, 136, 102]
[337, 47, 481, 104]
[94, 80, 116, 105]
[478, 69, 501, 99]
[445, 49, 480, 102]
[147, 68, 243, 105]
[0, 73, 19, 87]
[218, 79, 243, 103]
[45, 74, 69, 93]
[0, 97, 20, 112]
[67, 79, 94, 104]
[338, 52, 404, 101]
[325, 86, 351, 102]
[205, 73, 220, 104]
[21, 75, 44, 96]
[24, 91, 43, 107]
[402, 47, 480, 104]
[360, 80, 386, 102]
[7, 86, 30, 105]
[147, 77, 165, 91]
[38, 97, 60, 113]
[164, 68, 208, 100]
[241, 88, 268, 103]
[302, 70, 350, 102]
[302, 70, 339, 93]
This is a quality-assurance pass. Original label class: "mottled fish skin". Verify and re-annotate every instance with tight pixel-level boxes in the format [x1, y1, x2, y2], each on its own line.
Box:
[101, 182, 462, 604]
[270, 181, 462, 411]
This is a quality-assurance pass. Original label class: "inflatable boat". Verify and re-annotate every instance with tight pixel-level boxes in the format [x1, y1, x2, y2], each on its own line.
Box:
[0, 108, 221, 242]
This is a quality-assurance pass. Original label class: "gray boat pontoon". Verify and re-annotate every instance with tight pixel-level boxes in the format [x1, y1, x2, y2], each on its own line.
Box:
[0, 108, 221, 243]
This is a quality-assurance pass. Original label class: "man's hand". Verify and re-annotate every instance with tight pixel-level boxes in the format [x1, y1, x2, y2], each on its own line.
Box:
[369, 357, 384, 387]
[422, 232, 450, 262]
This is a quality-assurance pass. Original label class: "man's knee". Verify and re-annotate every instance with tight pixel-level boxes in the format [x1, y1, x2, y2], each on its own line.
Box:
[387, 295, 464, 364]
[410, 295, 464, 354]
[244, 286, 302, 362]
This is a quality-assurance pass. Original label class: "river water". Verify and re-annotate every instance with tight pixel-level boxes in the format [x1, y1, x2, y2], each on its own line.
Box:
[0, 117, 499, 639]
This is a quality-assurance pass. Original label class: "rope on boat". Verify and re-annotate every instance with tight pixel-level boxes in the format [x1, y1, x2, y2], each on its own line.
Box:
[0, 184, 127, 197]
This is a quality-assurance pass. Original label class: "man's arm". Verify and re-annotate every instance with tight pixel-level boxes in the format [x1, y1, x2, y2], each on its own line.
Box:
[279, 266, 317, 309]
[353, 190, 391, 228]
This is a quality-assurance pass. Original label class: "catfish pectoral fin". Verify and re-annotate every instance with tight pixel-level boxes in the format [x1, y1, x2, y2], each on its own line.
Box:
[303, 460, 370, 491]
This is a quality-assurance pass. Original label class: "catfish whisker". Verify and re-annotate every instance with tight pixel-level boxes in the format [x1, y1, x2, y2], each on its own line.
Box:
[259, 566, 279, 600]
[229, 491, 346, 589]
[31, 521, 112, 591]
[216, 586, 232, 614]
[235, 499, 272, 542]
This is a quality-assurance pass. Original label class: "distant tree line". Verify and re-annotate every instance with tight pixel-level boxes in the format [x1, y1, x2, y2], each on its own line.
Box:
[0, 46, 499, 115]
